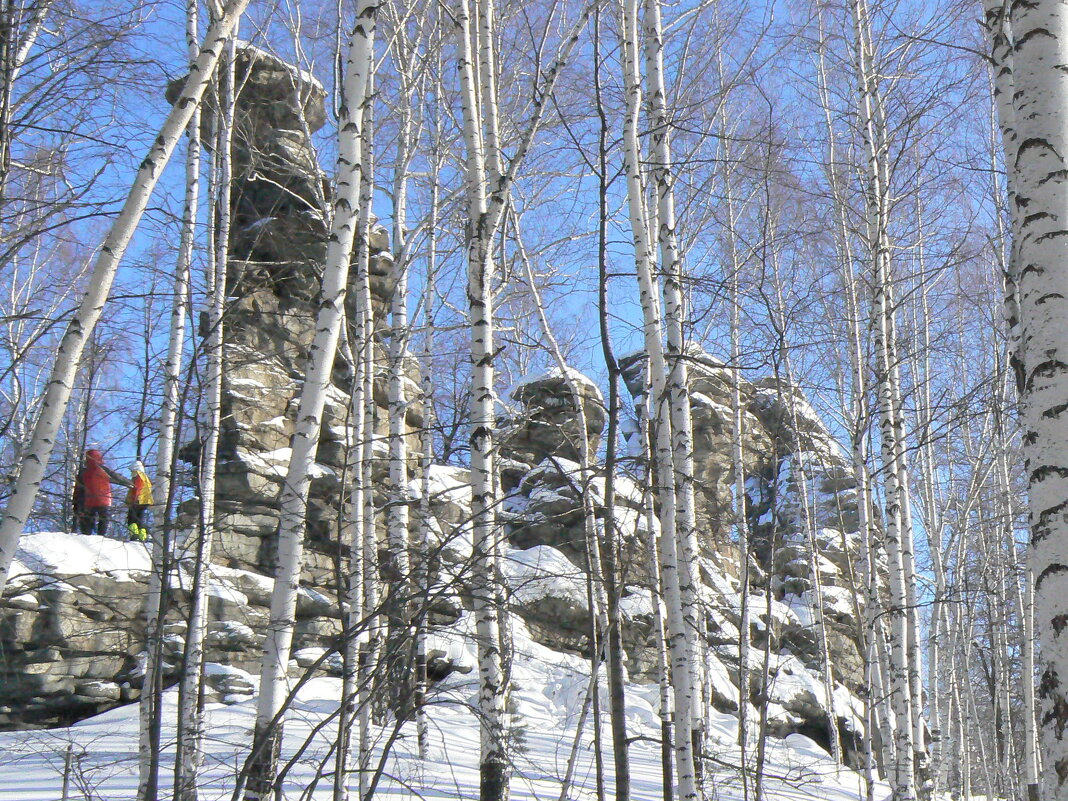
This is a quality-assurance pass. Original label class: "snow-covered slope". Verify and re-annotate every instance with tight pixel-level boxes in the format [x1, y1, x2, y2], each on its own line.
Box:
[0, 608, 886, 800]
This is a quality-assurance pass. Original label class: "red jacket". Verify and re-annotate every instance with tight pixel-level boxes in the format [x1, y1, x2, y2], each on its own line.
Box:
[77, 450, 112, 508]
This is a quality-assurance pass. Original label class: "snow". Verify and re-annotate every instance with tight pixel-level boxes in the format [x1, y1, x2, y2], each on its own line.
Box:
[508, 365, 605, 405]
[502, 545, 587, 607]
[203, 662, 253, 680]
[619, 588, 655, 619]
[237, 446, 336, 481]
[237, 41, 326, 95]
[0, 518, 882, 800]
[7, 531, 150, 592]
[0, 537, 882, 801]
[424, 464, 471, 505]
[0, 606, 886, 801]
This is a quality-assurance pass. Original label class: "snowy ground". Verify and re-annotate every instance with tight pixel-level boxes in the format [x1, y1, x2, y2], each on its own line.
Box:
[0, 612, 885, 801]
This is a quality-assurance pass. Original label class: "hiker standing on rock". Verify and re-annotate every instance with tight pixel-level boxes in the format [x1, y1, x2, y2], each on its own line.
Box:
[125, 460, 152, 542]
[71, 449, 129, 538]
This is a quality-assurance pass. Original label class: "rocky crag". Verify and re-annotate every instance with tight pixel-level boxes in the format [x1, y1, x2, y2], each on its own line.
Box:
[178, 45, 422, 588]
[0, 48, 872, 770]
[497, 354, 869, 761]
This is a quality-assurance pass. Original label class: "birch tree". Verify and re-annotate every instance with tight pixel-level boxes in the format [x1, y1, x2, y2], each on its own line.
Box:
[455, 2, 508, 793]
[0, 0, 251, 597]
[136, 0, 202, 793]
[244, 5, 379, 797]
[848, 1, 920, 794]
[618, 0, 699, 795]
[175, 31, 235, 801]
[643, 0, 705, 784]
[453, 2, 595, 796]
[997, 1, 1068, 793]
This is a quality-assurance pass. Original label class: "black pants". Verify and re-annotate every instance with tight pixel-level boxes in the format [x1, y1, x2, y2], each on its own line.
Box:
[126, 505, 147, 528]
[78, 507, 108, 538]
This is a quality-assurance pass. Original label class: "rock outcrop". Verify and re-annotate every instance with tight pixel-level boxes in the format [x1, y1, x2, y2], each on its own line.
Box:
[1, 47, 872, 772]
[177, 45, 421, 586]
[496, 351, 870, 763]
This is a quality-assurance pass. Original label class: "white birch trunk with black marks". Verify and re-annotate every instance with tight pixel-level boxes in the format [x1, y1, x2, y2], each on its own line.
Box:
[175, 35, 235, 801]
[642, 1, 704, 785]
[849, 1, 916, 794]
[356, 94, 381, 801]
[1003, 1, 1068, 792]
[138, 3, 202, 797]
[458, 0, 507, 791]
[0, 0, 251, 596]
[620, 1, 697, 796]
[245, 7, 378, 797]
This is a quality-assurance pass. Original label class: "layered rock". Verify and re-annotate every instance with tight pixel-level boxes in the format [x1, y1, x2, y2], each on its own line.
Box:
[1, 47, 873, 771]
[180, 45, 422, 585]
[498, 351, 870, 764]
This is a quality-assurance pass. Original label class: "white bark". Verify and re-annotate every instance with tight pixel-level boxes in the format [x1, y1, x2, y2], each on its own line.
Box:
[1007, 6, 1068, 793]
[638, 392, 674, 800]
[642, 1, 704, 786]
[456, 2, 507, 795]
[246, 7, 378, 798]
[848, 1, 916, 794]
[386, 31, 415, 664]
[334, 317, 366, 801]
[454, 4, 593, 794]
[335, 274, 369, 801]
[356, 92, 380, 801]
[137, 3, 202, 798]
[175, 34, 235, 801]
[0, 0, 251, 596]
[981, 5, 1041, 797]
[415, 172, 439, 760]
[414, 87, 445, 758]
[619, 1, 698, 796]
[718, 135, 753, 764]
[885, 288, 925, 775]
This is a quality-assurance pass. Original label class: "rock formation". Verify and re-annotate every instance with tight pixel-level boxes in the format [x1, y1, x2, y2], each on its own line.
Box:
[497, 353, 870, 762]
[177, 45, 421, 587]
[1, 47, 873, 772]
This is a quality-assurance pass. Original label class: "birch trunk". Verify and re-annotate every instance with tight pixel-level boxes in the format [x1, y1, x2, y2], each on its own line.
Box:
[639, 393, 673, 801]
[335, 269, 370, 800]
[335, 319, 366, 801]
[138, 3, 202, 797]
[619, 0, 698, 794]
[245, 7, 378, 797]
[415, 115, 443, 761]
[814, 7, 890, 778]
[1021, 549, 1040, 801]
[385, 27, 415, 672]
[454, 4, 593, 794]
[642, 1, 704, 785]
[981, 5, 1042, 797]
[1008, 4, 1068, 777]
[848, 1, 916, 794]
[457, 1, 507, 792]
[356, 93, 381, 801]
[175, 36, 235, 801]
[594, 11, 631, 793]
[885, 286, 925, 778]
[0, 0, 251, 596]
[719, 143, 753, 766]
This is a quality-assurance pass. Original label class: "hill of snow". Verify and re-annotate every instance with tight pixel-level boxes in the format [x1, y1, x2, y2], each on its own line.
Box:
[0, 607, 885, 800]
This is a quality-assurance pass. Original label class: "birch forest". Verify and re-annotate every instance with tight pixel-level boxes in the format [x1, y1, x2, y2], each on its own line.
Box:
[0, 0, 1063, 800]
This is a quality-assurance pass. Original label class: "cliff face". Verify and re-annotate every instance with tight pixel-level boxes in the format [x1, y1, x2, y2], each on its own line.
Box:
[180, 46, 421, 587]
[498, 355, 871, 763]
[1, 48, 873, 769]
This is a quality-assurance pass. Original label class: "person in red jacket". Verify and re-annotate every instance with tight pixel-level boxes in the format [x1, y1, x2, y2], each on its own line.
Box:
[72, 449, 127, 537]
